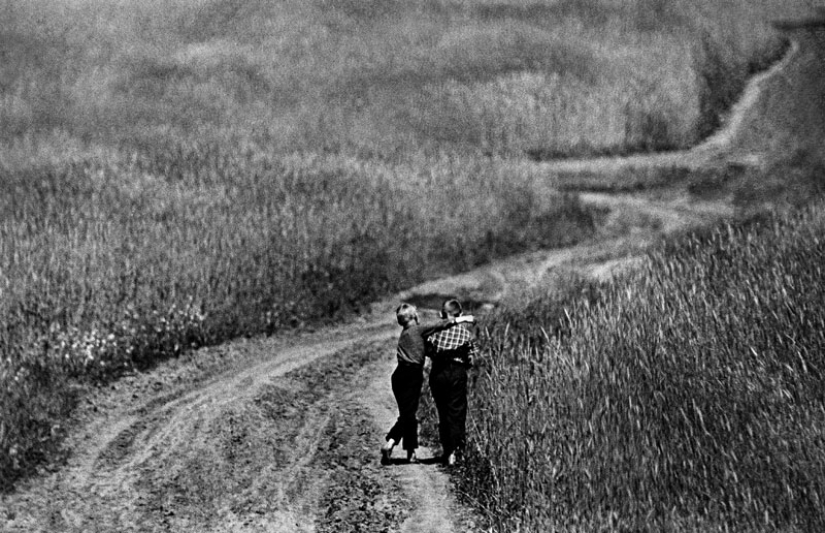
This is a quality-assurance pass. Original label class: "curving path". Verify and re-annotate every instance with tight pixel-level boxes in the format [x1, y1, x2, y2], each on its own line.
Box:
[2, 18, 823, 533]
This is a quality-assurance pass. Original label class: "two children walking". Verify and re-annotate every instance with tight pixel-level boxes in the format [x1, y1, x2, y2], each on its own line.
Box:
[382, 299, 476, 466]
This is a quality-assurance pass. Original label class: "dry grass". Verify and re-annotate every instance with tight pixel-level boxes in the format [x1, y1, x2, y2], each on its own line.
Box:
[0, 0, 811, 162]
[463, 175, 825, 531]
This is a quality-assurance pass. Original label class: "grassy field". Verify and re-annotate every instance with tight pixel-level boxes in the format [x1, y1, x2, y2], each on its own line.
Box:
[0, 0, 810, 164]
[462, 155, 825, 531]
[0, 0, 816, 497]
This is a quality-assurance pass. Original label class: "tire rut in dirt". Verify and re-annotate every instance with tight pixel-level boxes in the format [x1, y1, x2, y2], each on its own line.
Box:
[315, 400, 411, 533]
[123, 337, 406, 533]
[0, 335, 403, 532]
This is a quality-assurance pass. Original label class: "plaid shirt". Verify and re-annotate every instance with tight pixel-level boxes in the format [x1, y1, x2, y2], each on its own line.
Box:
[427, 323, 476, 365]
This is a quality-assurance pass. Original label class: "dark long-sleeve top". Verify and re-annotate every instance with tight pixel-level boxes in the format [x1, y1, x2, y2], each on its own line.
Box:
[396, 320, 454, 366]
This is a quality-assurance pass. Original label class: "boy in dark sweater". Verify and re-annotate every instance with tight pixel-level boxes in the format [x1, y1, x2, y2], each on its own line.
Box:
[381, 303, 474, 464]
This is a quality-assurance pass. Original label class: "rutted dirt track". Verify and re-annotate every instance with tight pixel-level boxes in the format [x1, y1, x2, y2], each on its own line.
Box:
[2, 21, 824, 533]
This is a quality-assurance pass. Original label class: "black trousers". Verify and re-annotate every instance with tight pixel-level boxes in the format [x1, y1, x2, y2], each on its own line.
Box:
[386, 363, 424, 451]
[429, 362, 468, 456]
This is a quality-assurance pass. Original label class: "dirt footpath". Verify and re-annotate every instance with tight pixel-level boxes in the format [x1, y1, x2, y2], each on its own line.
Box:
[2, 18, 823, 533]
[0, 308, 479, 533]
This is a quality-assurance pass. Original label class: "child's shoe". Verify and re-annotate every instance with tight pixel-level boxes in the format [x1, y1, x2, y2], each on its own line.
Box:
[446, 451, 457, 466]
[381, 439, 396, 465]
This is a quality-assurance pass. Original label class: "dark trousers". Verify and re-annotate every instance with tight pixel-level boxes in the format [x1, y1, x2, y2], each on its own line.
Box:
[386, 363, 424, 451]
[429, 362, 468, 456]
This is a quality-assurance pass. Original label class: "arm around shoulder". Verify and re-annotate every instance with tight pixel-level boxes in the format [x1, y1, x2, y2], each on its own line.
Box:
[417, 318, 457, 337]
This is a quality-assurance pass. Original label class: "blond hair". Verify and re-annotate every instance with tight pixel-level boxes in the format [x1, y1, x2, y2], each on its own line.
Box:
[395, 303, 419, 326]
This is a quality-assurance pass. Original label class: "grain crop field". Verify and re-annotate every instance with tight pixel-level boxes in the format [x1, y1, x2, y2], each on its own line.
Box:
[0, 0, 817, 512]
[466, 198, 825, 531]
[0, 0, 810, 162]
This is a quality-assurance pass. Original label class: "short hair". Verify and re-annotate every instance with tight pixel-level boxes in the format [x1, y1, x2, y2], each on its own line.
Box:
[395, 303, 419, 326]
[441, 299, 463, 318]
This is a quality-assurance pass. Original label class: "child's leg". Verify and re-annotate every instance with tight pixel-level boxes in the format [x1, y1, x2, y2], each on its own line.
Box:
[429, 365, 451, 455]
[396, 369, 424, 451]
[444, 365, 469, 456]
[388, 365, 423, 455]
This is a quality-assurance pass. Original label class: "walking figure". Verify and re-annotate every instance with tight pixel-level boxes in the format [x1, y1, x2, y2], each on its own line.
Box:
[382, 303, 474, 464]
[427, 299, 477, 466]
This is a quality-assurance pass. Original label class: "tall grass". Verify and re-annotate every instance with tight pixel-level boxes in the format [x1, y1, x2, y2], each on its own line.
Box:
[465, 197, 825, 531]
[0, 0, 812, 163]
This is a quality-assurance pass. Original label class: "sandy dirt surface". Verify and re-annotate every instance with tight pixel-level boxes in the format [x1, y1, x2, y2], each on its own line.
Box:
[2, 20, 823, 533]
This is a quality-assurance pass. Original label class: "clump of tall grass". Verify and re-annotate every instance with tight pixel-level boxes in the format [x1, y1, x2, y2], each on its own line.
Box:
[465, 200, 825, 531]
[0, 142, 595, 490]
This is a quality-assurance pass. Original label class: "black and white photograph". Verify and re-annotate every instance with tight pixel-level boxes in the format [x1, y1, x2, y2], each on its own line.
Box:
[2, 1, 824, 531]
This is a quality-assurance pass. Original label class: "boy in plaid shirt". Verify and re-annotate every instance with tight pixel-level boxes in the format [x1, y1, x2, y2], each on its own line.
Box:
[427, 299, 477, 466]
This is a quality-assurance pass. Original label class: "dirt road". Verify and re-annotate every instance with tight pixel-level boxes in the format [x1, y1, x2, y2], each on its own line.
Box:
[2, 19, 823, 533]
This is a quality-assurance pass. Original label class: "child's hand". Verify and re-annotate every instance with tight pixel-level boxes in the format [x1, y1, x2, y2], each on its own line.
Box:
[455, 315, 475, 324]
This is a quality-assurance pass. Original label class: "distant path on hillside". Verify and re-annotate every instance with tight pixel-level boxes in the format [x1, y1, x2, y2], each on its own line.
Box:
[2, 19, 823, 533]
[535, 21, 817, 178]
[397, 18, 823, 310]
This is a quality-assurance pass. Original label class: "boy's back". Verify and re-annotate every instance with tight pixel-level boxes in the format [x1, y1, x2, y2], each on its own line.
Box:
[397, 321, 448, 366]
[428, 322, 476, 366]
